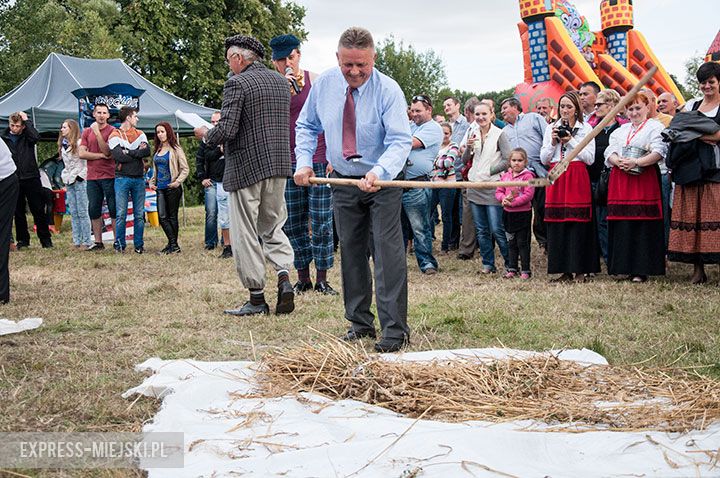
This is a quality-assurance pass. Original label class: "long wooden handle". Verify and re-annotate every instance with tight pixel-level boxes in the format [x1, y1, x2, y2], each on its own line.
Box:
[308, 177, 548, 189]
[546, 66, 658, 183]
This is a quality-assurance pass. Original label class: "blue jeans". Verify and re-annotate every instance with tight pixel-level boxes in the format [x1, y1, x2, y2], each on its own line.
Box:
[402, 187, 438, 271]
[430, 188, 459, 251]
[204, 183, 218, 248]
[114, 176, 145, 250]
[661, 173, 672, 251]
[66, 180, 93, 246]
[471, 203, 509, 271]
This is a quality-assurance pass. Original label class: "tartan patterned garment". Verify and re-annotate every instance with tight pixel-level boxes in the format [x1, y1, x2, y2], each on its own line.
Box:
[206, 62, 293, 191]
[283, 162, 334, 270]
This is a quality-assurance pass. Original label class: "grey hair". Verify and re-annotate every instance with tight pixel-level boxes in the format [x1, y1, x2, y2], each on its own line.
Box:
[464, 97, 481, 114]
[228, 46, 258, 63]
[338, 27, 374, 50]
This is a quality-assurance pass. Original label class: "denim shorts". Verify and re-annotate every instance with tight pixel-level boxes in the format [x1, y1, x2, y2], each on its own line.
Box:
[87, 178, 116, 219]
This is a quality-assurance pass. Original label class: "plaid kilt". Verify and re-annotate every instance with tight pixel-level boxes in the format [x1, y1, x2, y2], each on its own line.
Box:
[283, 162, 334, 270]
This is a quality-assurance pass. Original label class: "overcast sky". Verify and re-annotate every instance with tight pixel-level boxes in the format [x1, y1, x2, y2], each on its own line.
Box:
[294, 0, 718, 93]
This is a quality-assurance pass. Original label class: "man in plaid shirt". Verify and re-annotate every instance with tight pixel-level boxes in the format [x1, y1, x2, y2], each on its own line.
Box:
[195, 35, 295, 317]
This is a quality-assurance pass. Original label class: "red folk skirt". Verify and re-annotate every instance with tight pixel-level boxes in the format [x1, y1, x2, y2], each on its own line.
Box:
[545, 161, 592, 222]
[607, 166, 662, 221]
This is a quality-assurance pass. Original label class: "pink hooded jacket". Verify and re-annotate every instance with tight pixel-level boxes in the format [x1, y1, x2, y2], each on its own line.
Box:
[495, 168, 535, 213]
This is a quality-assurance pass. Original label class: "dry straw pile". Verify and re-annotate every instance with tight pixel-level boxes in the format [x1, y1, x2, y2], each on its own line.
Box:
[256, 341, 720, 432]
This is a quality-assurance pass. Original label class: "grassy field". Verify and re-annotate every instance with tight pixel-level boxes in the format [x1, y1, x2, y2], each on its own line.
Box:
[1, 205, 719, 476]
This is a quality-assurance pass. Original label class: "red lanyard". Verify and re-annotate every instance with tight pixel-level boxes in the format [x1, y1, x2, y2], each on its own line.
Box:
[625, 119, 648, 146]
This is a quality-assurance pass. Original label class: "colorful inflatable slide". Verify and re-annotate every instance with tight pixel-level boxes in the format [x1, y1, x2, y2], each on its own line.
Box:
[515, 0, 685, 114]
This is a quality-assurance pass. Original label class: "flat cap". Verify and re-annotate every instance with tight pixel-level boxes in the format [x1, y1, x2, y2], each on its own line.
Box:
[269, 34, 300, 61]
[225, 34, 265, 60]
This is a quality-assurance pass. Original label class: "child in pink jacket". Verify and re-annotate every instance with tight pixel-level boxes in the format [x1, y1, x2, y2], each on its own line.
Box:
[495, 148, 535, 279]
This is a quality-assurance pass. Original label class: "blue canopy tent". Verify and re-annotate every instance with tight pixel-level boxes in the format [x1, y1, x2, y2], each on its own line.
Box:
[0, 53, 215, 139]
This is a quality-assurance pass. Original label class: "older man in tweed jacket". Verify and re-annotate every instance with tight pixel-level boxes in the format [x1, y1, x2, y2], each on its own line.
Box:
[195, 34, 295, 317]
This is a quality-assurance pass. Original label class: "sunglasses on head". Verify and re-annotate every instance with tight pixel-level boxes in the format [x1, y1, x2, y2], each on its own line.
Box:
[412, 95, 432, 107]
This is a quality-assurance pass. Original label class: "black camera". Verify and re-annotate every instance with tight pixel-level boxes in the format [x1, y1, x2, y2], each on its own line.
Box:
[556, 121, 572, 139]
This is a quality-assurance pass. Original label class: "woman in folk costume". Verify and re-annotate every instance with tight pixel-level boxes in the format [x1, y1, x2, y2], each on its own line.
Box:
[666, 62, 720, 284]
[540, 91, 599, 282]
[604, 92, 667, 282]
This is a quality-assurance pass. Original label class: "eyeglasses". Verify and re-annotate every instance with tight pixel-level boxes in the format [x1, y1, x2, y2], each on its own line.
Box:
[224, 52, 239, 66]
[594, 102, 606, 107]
[412, 95, 432, 107]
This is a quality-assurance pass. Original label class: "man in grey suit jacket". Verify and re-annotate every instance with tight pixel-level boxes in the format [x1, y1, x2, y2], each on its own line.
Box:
[195, 34, 295, 317]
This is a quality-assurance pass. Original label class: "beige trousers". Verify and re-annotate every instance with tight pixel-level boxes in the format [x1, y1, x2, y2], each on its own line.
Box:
[228, 177, 294, 290]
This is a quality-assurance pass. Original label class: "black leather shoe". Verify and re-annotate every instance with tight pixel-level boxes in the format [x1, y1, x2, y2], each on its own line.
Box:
[314, 281, 338, 295]
[15, 241, 30, 250]
[341, 329, 376, 341]
[293, 280, 313, 294]
[276, 281, 295, 314]
[86, 242, 104, 251]
[224, 301, 269, 316]
[219, 245, 233, 259]
[374, 336, 409, 353]
[456, 253, 472, 260]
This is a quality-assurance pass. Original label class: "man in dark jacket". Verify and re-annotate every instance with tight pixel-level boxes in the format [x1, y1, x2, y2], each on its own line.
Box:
[1, 111, 52, 248]
[195, 34, 295, 317]
[196, 111, 232, 258]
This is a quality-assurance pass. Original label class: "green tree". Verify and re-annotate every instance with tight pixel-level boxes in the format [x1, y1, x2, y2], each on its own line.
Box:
[0, 0, 123, 95]
[374, 36, 447, 106]
[119, 0, 306, 107]
[682, 54, 704, 99]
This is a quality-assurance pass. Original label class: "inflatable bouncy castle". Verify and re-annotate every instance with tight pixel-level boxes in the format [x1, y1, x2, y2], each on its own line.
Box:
[515, 0, 685, 114]
[706, 30, 720, 63]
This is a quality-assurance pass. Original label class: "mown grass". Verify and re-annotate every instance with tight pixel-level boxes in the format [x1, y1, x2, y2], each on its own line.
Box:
[1, 206, 719, 477]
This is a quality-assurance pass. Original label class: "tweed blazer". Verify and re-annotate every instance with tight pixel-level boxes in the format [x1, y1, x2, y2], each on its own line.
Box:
[206, 62, 292, 191]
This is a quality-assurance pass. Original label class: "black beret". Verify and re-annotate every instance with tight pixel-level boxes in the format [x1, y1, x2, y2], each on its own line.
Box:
[224, 34, 265, 60]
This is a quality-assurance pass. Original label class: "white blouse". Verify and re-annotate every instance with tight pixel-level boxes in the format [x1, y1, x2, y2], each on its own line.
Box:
[540, 120, 595, 166]
[604, 118, 667, 168]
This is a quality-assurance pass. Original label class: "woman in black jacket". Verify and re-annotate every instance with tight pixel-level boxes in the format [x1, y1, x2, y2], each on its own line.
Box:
[666, 62, 720, 284]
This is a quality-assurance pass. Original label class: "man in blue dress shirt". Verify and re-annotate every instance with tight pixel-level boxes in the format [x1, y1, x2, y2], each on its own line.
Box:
[294, 27, 412, 353]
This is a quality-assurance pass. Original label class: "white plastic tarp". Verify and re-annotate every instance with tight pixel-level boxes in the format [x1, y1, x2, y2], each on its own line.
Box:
[124, 348, 720, 477]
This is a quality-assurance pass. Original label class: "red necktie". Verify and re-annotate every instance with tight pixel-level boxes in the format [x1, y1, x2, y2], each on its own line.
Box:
[342, 87, 357, 159]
